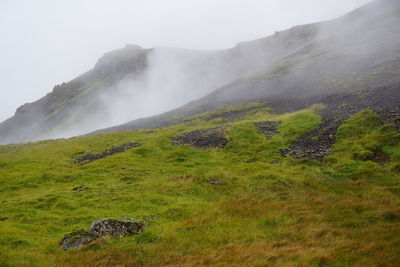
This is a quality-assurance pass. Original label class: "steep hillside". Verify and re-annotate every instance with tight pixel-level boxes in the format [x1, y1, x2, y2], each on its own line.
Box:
[94, 0, 400, 135]
[0, 99, 399, 266]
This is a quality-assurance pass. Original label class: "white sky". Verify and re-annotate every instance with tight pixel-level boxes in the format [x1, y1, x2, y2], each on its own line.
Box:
[0, 0, 371, 122]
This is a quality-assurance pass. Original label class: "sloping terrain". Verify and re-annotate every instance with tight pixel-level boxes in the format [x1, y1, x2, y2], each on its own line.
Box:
[0, 1, 399, 265]
[0, 101, 399, 266]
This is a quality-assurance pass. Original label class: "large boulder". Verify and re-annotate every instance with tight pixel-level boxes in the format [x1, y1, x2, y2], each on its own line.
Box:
[60, 219, 145, 250]
[90, 219, 144, 237]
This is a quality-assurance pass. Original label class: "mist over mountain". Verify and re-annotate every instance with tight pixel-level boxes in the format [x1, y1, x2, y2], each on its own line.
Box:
[0, 0, 399, 144]
[1, 1, 400, 265]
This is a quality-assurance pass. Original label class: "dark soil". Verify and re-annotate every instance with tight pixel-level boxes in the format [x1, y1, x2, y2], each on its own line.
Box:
[279, 85, 400, 160]
[172, 128, 228, 149]
[74, 141, 140, 165]
[254, 121, 281, 139]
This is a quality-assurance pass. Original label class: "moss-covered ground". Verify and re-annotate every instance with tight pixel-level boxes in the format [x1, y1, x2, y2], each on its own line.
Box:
[0, 103, 399, 266]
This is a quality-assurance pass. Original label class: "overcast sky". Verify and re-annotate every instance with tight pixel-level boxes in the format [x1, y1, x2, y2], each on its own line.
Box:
[0, 0, 371, 122]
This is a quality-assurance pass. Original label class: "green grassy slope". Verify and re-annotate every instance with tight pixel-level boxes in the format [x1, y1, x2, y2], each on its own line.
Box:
[0, 103, 399, 266]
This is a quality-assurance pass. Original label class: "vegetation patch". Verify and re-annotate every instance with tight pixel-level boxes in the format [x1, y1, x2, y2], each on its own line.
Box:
[0, 101, 399, 266]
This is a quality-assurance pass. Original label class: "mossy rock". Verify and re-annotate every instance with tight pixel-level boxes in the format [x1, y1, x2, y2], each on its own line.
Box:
[60, 229, 97, 250]
[90, 219, 145, 237]
[60, 219, 145, 250]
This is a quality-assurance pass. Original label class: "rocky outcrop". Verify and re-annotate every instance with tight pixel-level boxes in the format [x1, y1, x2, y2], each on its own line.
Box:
[61, 219, 145, 250]
[172, 128, 228, 149]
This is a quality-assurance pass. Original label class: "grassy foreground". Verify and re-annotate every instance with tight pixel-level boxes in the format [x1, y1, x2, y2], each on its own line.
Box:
[0, 103, 399, 266]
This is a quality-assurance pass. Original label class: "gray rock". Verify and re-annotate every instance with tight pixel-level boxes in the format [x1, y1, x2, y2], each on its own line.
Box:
[90, 219, 145, 237]
[72, 185, 88, 191]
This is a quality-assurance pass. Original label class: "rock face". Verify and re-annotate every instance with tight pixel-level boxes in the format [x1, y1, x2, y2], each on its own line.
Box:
[74, 141, 140, 165]
[254, 121, 281, 139]
[172, 128, 228, 149]
[61, 219, 145, 250]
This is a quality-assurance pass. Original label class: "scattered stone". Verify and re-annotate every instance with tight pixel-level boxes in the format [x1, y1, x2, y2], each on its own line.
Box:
[61, 219, 145, 250]
[279, 116, 341, 160]
[74, 141, 140, 165]
[207, 179, 225, 185]
[172, 128, 228, 149]
[254, 121, 281, 139]
[72, 185, 88, 191]
[60, 229, 97, 250]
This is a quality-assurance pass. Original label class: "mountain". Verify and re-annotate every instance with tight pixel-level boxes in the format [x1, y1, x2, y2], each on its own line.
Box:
[1, 0, 400, 145]
[93, 0, 400, 135]
[0, 23, 318, 144]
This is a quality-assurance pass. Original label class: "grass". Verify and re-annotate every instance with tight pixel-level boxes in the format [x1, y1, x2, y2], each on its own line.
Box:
[0, 103, 399, 266]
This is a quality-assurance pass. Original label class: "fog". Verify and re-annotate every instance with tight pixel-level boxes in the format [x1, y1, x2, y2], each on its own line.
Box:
[0, 0, 372, 124]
